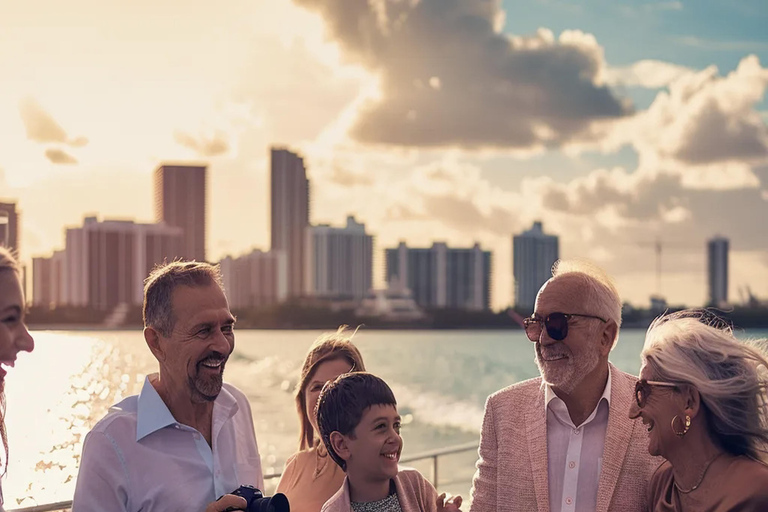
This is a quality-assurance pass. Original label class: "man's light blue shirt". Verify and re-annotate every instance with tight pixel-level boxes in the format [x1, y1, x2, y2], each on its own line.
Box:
[73, 375, 263, 512]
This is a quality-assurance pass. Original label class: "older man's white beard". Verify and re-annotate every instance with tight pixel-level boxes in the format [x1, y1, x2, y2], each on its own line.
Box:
[535, 344, 601, 395]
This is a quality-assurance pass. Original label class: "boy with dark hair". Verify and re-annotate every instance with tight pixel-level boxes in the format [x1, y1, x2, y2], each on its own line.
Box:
[317, 372, 462, 512]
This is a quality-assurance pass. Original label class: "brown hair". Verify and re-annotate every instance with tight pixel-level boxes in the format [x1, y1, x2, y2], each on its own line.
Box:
[143, 260, 224, 336]
[295, 326, 366, 450]
[317, 372, 397, 471]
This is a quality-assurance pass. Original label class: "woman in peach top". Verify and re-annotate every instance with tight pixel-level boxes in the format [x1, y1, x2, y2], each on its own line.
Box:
[276, 327, 366, 512]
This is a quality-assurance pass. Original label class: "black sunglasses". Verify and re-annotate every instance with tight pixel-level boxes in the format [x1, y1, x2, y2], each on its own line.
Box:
[634, 379, 679, 408]
[523, 312, 607, 341]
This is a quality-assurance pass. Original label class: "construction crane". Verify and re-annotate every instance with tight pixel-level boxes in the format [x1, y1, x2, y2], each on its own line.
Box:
[636, 238, 689, 299]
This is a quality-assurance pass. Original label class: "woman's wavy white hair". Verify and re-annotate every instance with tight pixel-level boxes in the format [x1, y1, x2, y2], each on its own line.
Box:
[642, 309, 768, 462]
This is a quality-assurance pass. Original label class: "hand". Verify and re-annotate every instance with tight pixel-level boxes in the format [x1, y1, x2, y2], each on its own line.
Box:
[205, 494, 248, 512]
[437, 492, 463, 512]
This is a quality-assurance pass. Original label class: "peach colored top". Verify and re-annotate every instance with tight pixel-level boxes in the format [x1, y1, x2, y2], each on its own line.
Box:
[277, 444, 346, 512]
[649, 456, 768, 512]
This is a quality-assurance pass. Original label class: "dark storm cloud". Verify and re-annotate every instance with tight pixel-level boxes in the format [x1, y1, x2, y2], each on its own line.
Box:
[294, 0, 631, 149]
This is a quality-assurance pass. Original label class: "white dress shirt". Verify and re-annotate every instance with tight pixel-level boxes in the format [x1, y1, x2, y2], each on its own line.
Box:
[545, 367, 612, 512]
[72, 374, 263, 512]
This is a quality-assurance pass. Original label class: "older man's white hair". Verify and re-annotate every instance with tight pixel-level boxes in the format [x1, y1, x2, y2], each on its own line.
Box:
[551, 259, 623, 346]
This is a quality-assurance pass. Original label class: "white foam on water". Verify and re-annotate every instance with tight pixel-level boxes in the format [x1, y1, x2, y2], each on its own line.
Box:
[389, 382, 484, 434]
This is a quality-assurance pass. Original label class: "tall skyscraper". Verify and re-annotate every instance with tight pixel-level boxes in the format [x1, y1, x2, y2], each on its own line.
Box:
[154, 164, 206, 262]
[0, 201, 20, 254]
[307, 216, 374, 301]
[513, 221, 559, 310]
[385, 242, 491, 310]
[270, 147, 309, 298]
[707, 236, 729, 306]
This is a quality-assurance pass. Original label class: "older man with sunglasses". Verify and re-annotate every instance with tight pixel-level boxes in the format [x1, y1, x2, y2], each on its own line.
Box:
[470, 260, 660, 512]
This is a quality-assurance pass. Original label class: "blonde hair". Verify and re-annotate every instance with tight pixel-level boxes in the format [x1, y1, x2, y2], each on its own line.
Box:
[642, 310, 768, 462]
[294, 326, 366, 450]
[551, 259, 622, 344]
[0, 245, 20, 474]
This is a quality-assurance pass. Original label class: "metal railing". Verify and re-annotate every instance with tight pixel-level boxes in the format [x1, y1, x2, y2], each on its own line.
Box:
[7, 441, 478, 512]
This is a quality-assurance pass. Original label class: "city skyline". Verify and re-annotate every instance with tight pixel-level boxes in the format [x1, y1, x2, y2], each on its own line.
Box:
[1, 0, 767, 309]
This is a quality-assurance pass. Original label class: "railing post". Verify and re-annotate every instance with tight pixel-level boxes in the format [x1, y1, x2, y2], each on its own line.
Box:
[432, 454, 438, 487]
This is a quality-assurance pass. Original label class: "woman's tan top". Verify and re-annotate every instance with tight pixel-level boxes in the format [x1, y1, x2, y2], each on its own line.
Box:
[276, 444, 346, 512]
[649, 455, 768, 512]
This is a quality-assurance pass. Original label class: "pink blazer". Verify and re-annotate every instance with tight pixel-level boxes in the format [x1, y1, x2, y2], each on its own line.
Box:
[321, 468, 438, 512]
[469, 363, 660, 512]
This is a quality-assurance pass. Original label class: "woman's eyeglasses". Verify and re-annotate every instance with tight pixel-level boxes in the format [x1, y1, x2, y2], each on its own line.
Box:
[523, 312, 607, 342]
[634, 378, 679, 408]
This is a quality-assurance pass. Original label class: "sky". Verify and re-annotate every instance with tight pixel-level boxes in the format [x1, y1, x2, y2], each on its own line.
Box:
[1, 0, 767, 310]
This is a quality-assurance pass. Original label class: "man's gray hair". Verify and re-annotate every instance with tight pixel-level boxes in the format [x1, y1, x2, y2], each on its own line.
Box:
[143, 260, 224, 337]
[551, 259, 623, 345]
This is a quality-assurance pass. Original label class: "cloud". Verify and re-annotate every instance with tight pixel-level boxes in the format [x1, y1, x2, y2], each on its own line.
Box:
[294, 0, 631, 150]
[328, 163, 374, 186]
[603, 55, 768, 168]
[604, 60, 693, 88]
[174, 130, 230, 157]
[44, 148, 78, 165]
[537, 165, 768, 251]
[18, 98, 89, 147]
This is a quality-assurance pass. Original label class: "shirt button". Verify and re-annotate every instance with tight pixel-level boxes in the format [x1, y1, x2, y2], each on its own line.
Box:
[193, 433, 200, 441]
[565, 497, 573, 505]
[569, 461, 576, 469]
[573, 428, 580, 435]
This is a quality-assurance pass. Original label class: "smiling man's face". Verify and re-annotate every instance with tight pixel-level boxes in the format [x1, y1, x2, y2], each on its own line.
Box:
[159, 282, 236, 402]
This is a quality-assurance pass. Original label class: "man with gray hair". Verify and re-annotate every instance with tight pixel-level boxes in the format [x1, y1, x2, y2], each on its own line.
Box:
[73, 261, 263, 512]
[469, 260, 659, 512]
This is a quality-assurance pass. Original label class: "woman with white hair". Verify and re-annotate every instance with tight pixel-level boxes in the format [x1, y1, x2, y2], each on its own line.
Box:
[0, 247, 35, 511]
[629, 310, 768, 511]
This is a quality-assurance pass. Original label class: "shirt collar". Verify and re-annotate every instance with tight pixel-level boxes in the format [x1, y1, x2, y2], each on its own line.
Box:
[135, 374, 240, 442]
[544, 364, 612, 408]
[136, 374, 178, 441]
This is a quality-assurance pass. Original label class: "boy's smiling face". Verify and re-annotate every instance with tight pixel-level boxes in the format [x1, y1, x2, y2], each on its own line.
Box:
[344, 404, 402, 482]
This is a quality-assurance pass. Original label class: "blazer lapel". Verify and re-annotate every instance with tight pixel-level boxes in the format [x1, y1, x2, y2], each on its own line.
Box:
[525, 383, 550, 512]
[595, 365, 634, 512]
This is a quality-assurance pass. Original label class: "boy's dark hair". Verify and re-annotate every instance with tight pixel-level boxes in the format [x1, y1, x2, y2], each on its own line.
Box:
[316, 372, 397, 471]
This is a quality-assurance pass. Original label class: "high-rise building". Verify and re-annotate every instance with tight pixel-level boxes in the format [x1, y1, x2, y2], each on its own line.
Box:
[219, 249, 287, 310]
[306, 216, 373, 301]
[385, 242, 491, 310]
[154, 164, 206, 262]
[0, 201, 20, 254]
[513, 221, 559, 310]
[707, 236, 729, 306]
[270, 147, 309, 298]
[32, 250, 65, 307]
[57, 217, 182, 310]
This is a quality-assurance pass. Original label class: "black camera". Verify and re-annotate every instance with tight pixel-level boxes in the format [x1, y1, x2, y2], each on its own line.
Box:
[225, 485, 290, 512]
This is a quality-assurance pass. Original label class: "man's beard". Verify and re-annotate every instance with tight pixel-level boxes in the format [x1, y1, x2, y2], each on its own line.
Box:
[189, 353, 227, 402]
[535, 342, 600, 394]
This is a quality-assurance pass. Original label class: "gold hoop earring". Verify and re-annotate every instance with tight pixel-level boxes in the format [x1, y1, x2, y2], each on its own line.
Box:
[671, 414, 691, 437]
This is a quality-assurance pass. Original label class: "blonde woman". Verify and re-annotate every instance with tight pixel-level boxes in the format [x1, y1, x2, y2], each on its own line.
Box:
[629, 310, 768, 511]
[0, 247, 35, 511]
[276, 327, 366, 512]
